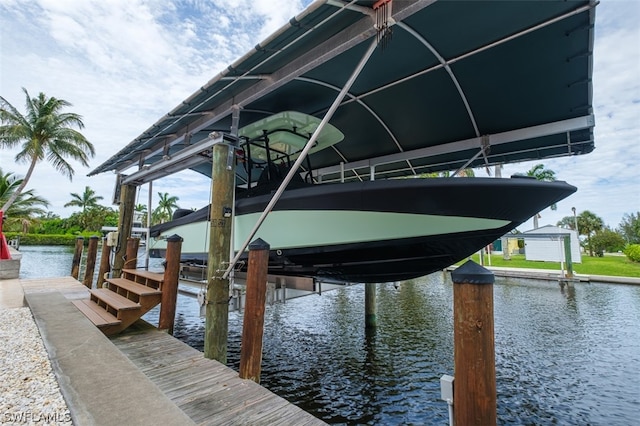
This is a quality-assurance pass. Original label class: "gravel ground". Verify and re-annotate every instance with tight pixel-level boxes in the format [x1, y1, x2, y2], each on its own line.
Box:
[0, 308, 72, 425]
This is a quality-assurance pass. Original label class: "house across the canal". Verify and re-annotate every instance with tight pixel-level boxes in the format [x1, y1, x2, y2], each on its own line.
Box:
[523, 225, 582, 263]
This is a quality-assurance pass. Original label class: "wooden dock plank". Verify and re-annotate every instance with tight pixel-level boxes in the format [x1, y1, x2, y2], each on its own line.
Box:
[71, 299, 121, 326]
[90, 288, 140, 310]
[111, 329, 326, 425]
[122, 268, 164, 282]
[147, 366, 234, 394]
[107, 277, 162, 296]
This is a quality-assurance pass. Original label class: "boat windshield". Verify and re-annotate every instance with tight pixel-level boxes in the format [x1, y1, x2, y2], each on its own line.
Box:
[235, 111, 344, 196]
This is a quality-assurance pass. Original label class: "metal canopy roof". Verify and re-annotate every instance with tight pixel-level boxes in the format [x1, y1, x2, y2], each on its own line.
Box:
[89, 0, 596, 185]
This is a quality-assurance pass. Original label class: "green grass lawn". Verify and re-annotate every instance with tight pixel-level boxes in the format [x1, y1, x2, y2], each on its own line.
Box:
[464, 253, 640, 278]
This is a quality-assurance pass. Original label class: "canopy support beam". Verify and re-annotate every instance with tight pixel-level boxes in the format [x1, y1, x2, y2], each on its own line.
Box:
[315, 114, 595, 179]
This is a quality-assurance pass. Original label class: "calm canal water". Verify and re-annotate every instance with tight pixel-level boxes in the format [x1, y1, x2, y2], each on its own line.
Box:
[18, 245, 640, 425]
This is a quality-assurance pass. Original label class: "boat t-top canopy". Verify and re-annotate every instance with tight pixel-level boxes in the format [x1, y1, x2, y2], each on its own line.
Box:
[89, 0, 596, 184]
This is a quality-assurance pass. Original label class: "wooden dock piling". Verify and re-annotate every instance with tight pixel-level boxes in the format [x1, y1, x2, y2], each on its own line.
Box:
[159, 235, 182, 334]
[239, 238, 269, 383]
[124, 237, 140, 270]
[563, 235, 574, 278]
[97, 236, 111, 288]
[82, 236, 99, 288]
[112, 183, 136, 278]
[71, 236, 84, 280]
[452, 260, 496, 426]
[205, 141, 235, 363]
[365, 282, 377, 328]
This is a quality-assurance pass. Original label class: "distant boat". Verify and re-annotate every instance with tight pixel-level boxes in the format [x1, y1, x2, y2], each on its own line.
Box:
[102, 211, 148, 246]
[148, 111, 575, 283]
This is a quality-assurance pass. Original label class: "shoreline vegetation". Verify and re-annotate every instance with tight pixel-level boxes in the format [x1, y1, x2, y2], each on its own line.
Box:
[464, 253, 640, 278]
[3, 232, 102, 245]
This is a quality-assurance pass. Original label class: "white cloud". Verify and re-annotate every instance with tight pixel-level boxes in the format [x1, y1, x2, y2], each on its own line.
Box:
[1, 0, 311, 217]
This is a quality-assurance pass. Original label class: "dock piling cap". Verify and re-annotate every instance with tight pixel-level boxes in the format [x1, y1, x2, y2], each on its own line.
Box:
[249, 238, 270, 251]
[451, 260, 495, 285]
[167, 234, 184, 242]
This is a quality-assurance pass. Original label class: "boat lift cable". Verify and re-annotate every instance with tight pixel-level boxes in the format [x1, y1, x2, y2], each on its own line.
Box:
[222, 37, 379, 279]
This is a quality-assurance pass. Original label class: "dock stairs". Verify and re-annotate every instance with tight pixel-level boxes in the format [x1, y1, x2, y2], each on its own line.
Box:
[72, 269, 164, 336]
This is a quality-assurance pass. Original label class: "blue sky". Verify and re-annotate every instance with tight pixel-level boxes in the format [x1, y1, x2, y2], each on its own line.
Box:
[1, 0, 638, 231]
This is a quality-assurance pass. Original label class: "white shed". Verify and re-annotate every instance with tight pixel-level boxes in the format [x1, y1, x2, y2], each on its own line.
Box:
[523, 225, 581, 263]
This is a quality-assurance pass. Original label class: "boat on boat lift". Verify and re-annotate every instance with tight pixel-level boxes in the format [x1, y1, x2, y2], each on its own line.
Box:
[148, 111, 576, 283]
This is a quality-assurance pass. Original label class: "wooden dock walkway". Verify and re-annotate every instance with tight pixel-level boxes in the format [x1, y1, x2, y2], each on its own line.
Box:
[112, 322, 326, 425]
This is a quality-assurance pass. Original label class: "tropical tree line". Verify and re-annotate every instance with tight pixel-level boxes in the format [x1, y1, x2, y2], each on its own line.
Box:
[514, 163, 636, 258]
[0, 172, 181, 234]
[555, 209, 636, 257]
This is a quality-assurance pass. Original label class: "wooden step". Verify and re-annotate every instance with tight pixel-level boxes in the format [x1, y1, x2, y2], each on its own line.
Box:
[90, 288, 140, 311]
[123, 268, 164, 280]
[72, 299, 121, 327]
[106, 278, 162, 296]
[122, 268, 164, 289]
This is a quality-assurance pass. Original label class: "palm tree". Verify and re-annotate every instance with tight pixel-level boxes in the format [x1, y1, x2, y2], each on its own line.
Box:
[557, 216, 577, 230]
[526, 163, 556, 181]
[0, 88, 95, 212]
[64, 186, 104, 229]
[0, 168, 49, 232]
[578, 210, 604, 256]
[152, 192, 179, 224]
[64, 186, 104, 212]
[524, 163, 557, 228]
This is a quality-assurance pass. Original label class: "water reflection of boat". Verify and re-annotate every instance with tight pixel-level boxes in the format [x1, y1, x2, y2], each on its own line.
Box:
[149, 112, 575, 283]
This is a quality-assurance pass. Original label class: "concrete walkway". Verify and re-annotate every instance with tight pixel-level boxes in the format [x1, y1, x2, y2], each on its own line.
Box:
[0, 276, 194, 425]
[27, 290, 195, 425]
[0, 277, 25, 309]
[0, 276, 90, 309]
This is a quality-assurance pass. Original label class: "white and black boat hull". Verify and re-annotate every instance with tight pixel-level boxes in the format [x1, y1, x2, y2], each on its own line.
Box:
[149, 177, 576, 283]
